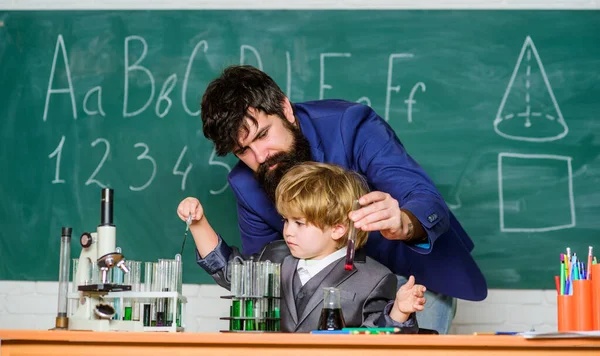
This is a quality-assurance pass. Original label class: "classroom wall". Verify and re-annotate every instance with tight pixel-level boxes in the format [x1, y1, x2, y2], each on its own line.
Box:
[0, 0, 594, 333]
[0, 281, 559, 333]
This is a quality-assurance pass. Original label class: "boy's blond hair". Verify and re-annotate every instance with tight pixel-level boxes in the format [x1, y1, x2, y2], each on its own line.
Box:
[275, 162, 369, 249]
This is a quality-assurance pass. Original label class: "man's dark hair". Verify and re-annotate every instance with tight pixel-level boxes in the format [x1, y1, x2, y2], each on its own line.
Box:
[201, 65, 287, 156]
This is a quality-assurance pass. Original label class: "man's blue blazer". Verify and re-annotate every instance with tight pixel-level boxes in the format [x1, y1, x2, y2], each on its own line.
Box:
[227, 100, 488, 301]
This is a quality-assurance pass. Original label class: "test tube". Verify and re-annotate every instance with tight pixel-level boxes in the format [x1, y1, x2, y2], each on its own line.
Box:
[156, 259, 173, 326]
[174, 254, 182, 327]
[344, 200, 361, 271]
[55, 227, 72, 329]
[71, 258, 78, 293]
[151, 262, 158, 326]
[230, 261, 243, 331]
[122, 260, 140, 321]
[272, 263, 281, 331]
[91, 262, 100, 284]
[113, 247, 124, 319]
[130, 261, 142, 321]
[122, 260, 132, 320]
[113, 247, 124, 285]
[167, 258, 177, 326]
[264, 260, 273, 331]
[257, 261, 266, 331]
[70, 258, 79, 316]
[156, 259, 166, 326]
[243, 260, 255, 331]
[143, 261, 153, 326]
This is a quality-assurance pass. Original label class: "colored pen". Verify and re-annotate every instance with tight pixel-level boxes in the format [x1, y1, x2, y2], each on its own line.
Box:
[474, 332, 520, 335]
[573, 257, 579, 281]
[587, 246, 593, 280]
[560, 255, 565, 295]
[566, 247, 571, 279]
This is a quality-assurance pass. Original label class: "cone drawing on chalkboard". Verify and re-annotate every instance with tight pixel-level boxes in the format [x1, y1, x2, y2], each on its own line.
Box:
[494, 36, 568, 142]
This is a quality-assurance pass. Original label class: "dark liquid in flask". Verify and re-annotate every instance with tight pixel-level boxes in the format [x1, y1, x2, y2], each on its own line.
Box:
[317, 308, 346, 330]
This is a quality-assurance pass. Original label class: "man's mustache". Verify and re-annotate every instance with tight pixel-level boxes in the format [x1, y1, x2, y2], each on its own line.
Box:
[257, 152, 293, 176]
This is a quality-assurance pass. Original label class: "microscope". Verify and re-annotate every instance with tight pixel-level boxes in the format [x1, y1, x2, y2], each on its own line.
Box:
[68, 188, 143, 332]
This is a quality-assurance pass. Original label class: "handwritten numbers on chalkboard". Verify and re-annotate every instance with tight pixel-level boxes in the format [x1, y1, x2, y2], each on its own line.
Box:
[48, 135, 66, 184]
[173, 145, 192, 191]
[47, 137, 224, 193]
[85, 138, 110, 189]
[208, 148, 231, 195]
[129, 143, 157, 191]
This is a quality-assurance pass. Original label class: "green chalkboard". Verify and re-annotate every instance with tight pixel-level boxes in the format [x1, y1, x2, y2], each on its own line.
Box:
[1, 10, 599, 289]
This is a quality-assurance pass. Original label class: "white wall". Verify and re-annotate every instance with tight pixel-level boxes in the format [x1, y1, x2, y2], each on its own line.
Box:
[0, 0, 590, 333]
[0, 281, 559, 333]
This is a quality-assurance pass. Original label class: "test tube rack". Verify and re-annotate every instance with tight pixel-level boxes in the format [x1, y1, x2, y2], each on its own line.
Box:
[219, 294, 281, 332]
[220, 260, 281, 332]
[70, 253, 184, 332]
[67, 291, 187, 332]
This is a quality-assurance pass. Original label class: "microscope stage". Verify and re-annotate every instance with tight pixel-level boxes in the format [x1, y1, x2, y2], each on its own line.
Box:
[78, 284, 132, 292]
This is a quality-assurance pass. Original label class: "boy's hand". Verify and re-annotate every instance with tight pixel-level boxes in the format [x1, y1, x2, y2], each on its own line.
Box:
[177, 197, 204, 223]
[389, 275, 426, 323]
[176, 197, 219, 258]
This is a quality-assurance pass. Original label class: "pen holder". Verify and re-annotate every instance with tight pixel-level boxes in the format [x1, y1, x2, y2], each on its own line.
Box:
[557, 295, 576, 332]
[572, 280, 593, 331]
[592, 264, 600, 330]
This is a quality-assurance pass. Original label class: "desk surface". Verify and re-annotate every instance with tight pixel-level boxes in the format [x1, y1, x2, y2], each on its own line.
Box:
[1, 329, 600, 356]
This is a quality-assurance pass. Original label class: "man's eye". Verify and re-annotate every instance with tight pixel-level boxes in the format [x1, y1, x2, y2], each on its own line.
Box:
[295, 221, 305, 226]
[257, 130, 268, 139]
[235, 147, 248, 155]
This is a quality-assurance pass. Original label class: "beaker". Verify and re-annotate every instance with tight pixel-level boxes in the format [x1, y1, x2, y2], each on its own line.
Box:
[317, 287, 346, 330]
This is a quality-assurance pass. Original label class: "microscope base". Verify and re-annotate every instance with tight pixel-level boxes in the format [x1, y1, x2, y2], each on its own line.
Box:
[68, 318, 144, 332]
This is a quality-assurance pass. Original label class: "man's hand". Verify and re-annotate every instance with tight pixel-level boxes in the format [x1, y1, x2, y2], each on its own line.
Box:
[389, 275, 426, 323]
[349, 191, 424, 241]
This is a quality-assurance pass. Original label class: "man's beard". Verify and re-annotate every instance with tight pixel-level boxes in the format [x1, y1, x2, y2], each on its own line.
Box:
[255, 123, 312, 202]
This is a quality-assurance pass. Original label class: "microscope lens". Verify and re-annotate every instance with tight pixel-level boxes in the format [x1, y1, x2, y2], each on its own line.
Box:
[100, 188, 114, 226]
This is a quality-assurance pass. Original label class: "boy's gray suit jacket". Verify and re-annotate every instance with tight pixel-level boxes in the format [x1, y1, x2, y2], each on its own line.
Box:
[197, 238, 418, 333]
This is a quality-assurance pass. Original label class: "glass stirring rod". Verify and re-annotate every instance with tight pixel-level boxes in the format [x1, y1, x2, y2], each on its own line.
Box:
[344, 200, 361, 271]
[180, 214, 192, 256]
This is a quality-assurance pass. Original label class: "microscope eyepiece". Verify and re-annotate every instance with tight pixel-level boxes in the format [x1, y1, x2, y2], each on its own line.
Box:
[100, 188, 114, 226]
[61, 227, 72, 237]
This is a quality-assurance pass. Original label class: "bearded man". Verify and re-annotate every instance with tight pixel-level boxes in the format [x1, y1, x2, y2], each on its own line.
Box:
[177, 65, 487, 334]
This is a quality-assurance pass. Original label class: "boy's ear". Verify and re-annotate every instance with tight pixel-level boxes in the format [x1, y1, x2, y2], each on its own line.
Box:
[330, 223, 347, 241]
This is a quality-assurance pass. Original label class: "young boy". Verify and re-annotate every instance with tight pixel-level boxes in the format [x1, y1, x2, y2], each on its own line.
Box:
[177, 162, 426, 332]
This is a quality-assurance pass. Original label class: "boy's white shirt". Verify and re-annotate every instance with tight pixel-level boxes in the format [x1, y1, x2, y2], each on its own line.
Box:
[296, 248, 346, 286]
